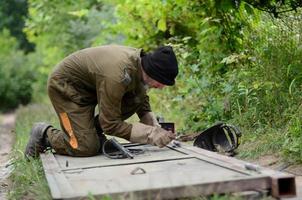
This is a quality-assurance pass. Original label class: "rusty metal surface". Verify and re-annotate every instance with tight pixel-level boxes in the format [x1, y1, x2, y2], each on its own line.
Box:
[41, 143, 297, 199]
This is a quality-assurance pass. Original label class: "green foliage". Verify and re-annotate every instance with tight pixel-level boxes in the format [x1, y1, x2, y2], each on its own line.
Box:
[212, 14, 302, 161]
[0, 0, 34, 52]
[283, 108, 302, 162]
[223, 14, 302, 125]
[110, 0, 302, 161]
[243, 0, 302, 17]
[25, 0, 115, 53]
[0, 29, 35, 111]
[111, 0, 260, 131]
[23, 0, 116, 99]
[112, 0, 250, 52]
[8, 158, 51, 200]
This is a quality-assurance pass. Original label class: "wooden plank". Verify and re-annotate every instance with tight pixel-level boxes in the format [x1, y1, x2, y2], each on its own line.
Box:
[169, 144, 258, 175]
[179, 144, 292, 176]
[176, 144, 296, 198]
[56, 144, 190, 171]
[40, 153, 77, 199]
[41, 142, 297, 199]
[62, 158, 270, 199]
[103, 176, 270, 200]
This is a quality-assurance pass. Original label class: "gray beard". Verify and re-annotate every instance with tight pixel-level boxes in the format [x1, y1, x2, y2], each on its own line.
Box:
[144, 84, 150, 91]
[141, 78, 150, 92]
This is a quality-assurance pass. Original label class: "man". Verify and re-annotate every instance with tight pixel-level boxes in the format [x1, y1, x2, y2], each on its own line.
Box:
[25, 45, 178, 157]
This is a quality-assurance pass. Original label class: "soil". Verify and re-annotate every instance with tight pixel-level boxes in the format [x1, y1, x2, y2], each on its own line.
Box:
[0, 112, 15, 200]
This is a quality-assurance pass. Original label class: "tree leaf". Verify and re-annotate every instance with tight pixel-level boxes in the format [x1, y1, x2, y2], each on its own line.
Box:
[157, 17, 167, 32]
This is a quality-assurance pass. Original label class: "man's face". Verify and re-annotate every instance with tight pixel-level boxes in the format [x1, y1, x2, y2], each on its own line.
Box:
[145, 78, 166, 89]
[143, 74, 166, 90]
[141, 67, 166, 90]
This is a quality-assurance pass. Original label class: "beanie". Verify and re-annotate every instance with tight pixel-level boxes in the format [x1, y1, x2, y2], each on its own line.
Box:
[141, 46, 178, 86]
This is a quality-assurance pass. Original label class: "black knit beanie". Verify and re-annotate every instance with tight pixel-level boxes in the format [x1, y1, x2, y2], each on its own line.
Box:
[141, 46, 178, 86]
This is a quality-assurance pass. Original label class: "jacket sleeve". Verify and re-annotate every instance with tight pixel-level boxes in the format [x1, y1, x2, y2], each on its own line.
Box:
[136, 94, 152, 119]
[97, 77, 132, 140]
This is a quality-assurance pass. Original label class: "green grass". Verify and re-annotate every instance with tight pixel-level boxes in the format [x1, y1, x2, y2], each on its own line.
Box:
[8, 104, 58, 200]
[236, 128, 285, 159]
[233, 106, 302, 164]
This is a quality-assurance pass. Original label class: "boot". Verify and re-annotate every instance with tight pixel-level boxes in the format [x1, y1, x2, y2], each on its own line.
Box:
[94, 115, 107, 153]
[25, 122, 52, 158]
[98, 132, 109, 154]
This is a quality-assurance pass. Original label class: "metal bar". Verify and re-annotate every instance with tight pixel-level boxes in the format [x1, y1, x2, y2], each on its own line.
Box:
[83, 176, 271, 200]
[271, 175, 296, 198]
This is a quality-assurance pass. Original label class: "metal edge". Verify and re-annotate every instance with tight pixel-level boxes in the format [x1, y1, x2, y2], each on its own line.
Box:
[176, 143, 297, 198]
[40, 153, 77, 199]
[271, 174, 296, 198]
[89, 175, 271, 200]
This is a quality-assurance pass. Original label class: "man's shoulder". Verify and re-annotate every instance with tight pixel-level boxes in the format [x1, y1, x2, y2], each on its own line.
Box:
[77, 45, 142, 87]
[78, 45, 141, 64]
[80, 44, 138, 53]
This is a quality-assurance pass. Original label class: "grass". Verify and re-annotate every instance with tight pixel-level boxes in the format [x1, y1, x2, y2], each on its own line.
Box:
[8, 104, 58, 200]
[233, 106, 302, 164]
[236, 127, 285, 159]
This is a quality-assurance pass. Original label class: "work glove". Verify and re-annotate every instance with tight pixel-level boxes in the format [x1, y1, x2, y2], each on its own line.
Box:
[130, 122, 176, 148]
[139, 112, 160, 127]
[148, 125, 176, 147]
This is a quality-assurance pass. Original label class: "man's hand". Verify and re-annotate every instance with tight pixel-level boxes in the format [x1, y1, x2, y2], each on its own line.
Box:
[130, 122, 175, 148]
[148, 126, 176, 148]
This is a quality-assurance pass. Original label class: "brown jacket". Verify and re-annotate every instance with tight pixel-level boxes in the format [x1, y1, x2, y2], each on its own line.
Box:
[50, 45, 151, 139]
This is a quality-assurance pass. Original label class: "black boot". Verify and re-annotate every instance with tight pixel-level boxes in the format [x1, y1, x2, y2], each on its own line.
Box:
[98, 132, 107, 151]
[94, 115, 107, 153]
[25, 122, 52, 158]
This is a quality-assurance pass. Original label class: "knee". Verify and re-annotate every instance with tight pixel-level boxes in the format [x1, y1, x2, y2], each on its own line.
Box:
[70, 129, 100, 157]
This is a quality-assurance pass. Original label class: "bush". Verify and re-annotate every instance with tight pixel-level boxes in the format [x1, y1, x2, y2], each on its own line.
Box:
[0, 29, 35, 111]
[108, 1, 302, 161]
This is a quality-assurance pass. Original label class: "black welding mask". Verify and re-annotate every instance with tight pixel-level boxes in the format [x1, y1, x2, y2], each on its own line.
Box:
[193, 122, 241, 155]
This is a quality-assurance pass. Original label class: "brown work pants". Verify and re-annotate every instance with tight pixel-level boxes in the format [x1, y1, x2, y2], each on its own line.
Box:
[46, 74, 100, 156]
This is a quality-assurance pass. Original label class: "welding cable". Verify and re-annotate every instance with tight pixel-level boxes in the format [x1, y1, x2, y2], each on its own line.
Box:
[102, 139, 145, 159]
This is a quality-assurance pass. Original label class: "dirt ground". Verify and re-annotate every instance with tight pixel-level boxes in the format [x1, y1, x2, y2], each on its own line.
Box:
[0, 113, 15, 200]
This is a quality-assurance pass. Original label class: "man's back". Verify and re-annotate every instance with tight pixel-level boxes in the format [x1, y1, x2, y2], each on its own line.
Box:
[52, 45, 141, 91]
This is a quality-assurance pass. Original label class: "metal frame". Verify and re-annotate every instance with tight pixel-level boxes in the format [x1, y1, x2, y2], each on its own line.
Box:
[41, 143, 296, 199]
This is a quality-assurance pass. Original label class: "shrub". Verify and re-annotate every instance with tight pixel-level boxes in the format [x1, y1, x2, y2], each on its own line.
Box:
[0, 29, 35, 111]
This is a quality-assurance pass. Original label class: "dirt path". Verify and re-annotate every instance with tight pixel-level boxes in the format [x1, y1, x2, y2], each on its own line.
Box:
[0, 112, 15, 200]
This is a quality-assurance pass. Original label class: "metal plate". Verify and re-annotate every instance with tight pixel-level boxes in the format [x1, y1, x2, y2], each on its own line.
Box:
[41, 143, 295, 199]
